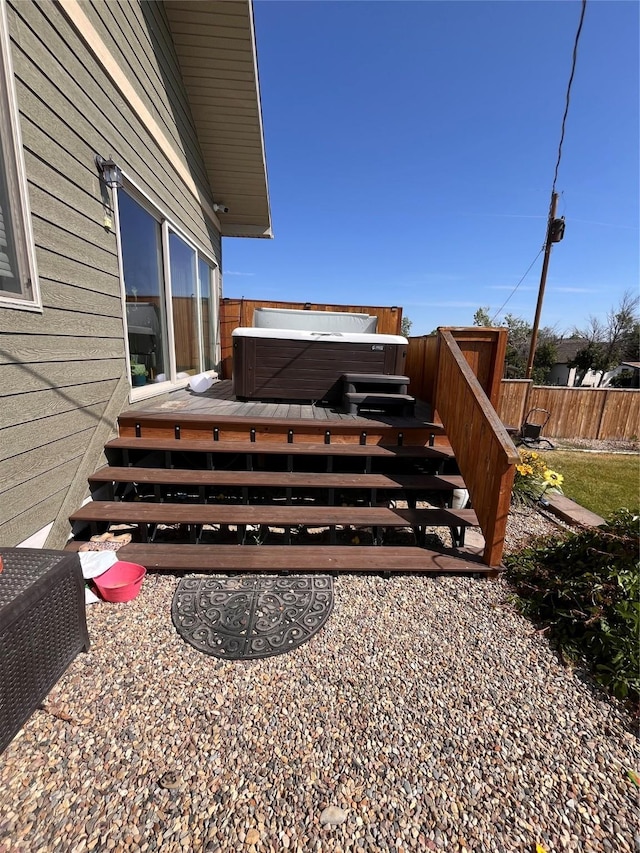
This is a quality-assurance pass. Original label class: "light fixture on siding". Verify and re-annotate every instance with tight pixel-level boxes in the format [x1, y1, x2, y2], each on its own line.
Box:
[95, 154, 123, 189]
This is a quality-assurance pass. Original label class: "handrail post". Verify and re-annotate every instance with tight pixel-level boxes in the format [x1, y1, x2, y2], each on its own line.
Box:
[436, 330, 518, 568]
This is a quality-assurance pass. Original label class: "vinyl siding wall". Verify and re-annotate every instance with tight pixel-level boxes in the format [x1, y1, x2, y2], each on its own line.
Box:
[0, 0, 222, 546]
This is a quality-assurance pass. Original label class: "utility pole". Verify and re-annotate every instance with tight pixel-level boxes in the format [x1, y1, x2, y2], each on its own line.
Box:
[526, 191, 560, 379]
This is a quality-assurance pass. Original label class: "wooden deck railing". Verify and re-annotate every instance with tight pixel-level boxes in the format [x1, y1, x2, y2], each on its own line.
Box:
[406, 327, 507, 408]
[436, 330, 519, 567]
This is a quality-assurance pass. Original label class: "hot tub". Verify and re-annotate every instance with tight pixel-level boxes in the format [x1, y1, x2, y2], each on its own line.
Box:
[232, 327, 408, 402]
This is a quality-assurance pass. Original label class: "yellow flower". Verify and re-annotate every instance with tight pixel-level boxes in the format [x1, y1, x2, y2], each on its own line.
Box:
[544, 469, 564, 487]
[516, 464, 534, 476]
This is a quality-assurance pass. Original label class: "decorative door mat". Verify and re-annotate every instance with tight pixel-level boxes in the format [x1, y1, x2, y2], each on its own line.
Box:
[171, 575, 334, 660]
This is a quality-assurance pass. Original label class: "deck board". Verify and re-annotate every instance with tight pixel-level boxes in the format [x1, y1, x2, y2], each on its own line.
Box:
[89, 467, 466, 491]
[65, 543, 491, 574]
[70, 501, 478, 528]
[126, 381, 437, 427]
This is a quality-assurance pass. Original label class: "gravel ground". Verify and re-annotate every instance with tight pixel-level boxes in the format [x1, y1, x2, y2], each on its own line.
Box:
[1, 510, 637, 853]
[551, 438, 639, 455]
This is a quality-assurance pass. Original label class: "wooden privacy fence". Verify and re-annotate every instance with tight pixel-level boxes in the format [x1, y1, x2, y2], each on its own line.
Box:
[436, 331, 518, 567]
[219, 298, 403, 379]
[406, 328, 508, 409]
[497, 381, 640, 441]
[496, 380, 532, 431]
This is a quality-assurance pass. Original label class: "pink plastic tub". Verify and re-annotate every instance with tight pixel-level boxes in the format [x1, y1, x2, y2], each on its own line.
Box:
[93, 561, 146, 603]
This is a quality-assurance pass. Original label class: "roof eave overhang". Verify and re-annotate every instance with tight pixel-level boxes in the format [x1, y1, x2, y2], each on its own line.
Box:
[164, 0, 272, 238]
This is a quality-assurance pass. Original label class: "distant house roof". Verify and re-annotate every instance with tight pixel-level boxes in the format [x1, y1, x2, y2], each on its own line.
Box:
[554, 337, 588, 364]
[621, 362, 640, 371]
[164, 0, 271, 238]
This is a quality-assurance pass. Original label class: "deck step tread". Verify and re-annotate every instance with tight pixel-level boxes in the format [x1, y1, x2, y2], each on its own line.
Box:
[66, 543, 490, 573]
[89, 466, 466, 491]
[70, 501, 478, 527]
[343, 392, 415, 403]
[342, 373, 410, 384]
[105, 438, 453, 459]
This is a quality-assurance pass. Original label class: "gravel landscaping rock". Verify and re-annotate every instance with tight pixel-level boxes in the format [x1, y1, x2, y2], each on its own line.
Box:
[552, 438, 639, 455]
[0, 508, 637, 853]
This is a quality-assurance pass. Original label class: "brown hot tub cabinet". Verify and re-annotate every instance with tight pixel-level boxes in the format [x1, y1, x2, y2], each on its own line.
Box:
[232, 328, 408, 402]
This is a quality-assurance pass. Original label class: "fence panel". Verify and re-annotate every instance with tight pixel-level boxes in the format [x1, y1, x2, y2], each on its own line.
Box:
[438, 328, 507, 408]
[529, 387, 606, 438]
[597, 389, 640, 439]
[405, 336, 439, 403]
[497, 385, 639, 440]
[497, 380, 532, 429]
[219, 300, 242, 379]
[406, 328, 507, 407]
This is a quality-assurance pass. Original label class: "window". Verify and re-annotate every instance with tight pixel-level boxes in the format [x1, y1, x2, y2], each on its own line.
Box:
[117, 186, 219, 389]
[169, 230, 198, 375]
[0, 0, 40, 309]
[199, 257, 217, 371]
[119, 191, 169, 382]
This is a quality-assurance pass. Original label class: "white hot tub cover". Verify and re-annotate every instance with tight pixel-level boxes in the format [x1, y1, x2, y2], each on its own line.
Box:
[252, 307, 378, 334]
[232, 327, 408, 345]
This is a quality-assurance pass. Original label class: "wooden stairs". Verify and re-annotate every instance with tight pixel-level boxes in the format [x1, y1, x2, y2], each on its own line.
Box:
[67, 410, 496, 577]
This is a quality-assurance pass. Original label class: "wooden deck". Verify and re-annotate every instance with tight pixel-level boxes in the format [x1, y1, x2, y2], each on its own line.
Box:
[67, 381, 488, 573]
[64, 353, 517, 572]
[127, 380, 436, 426]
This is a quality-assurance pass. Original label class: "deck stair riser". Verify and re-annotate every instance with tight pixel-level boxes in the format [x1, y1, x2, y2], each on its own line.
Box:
[116, 412, 443, 445]
[104, 439, 454, 474]
[67, 410, 488, 574]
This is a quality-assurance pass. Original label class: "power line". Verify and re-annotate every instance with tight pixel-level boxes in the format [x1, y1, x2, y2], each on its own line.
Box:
[492, 2, 587, 332]
[551, 0, 588, 194]
[490, 249, 543, 324]
[526, 0, 588, 378]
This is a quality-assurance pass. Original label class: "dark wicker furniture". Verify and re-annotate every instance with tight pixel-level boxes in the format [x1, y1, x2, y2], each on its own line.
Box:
[0, 548, 90, 754]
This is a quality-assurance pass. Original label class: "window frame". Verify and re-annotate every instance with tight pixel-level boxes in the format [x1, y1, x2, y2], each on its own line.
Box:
[0, 0, 41, 312]
[198, 255, 219, 372]
[113, 176, 220, 398]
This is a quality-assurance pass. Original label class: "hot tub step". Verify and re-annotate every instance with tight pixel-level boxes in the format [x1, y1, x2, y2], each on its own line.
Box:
[342, 373, 410, 395]
[343, 392, 416, 417]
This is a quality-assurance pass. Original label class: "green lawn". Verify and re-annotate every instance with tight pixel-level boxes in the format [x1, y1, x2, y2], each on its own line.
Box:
[540, 449, 639, 518]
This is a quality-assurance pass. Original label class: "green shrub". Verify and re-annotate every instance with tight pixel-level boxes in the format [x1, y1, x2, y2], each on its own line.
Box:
[504, 509, 640, 703]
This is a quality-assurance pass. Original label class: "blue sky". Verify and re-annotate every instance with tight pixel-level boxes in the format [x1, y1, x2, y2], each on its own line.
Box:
[223, 0, 639, 336]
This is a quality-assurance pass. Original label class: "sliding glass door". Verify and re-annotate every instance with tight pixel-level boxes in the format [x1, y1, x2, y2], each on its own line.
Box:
[199, 257, 217, 371]
[169, 230, 198, 375]
[118, 191, 169, 382]
[117, 187, 219, 388]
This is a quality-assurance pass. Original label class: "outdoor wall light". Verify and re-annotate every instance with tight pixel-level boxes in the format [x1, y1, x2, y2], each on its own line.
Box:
[213, 203, 230, 214]
[95, 154, 123, 189]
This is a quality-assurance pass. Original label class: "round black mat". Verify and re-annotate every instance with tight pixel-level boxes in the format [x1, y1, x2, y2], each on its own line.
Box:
[171, 575, 334, 660]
